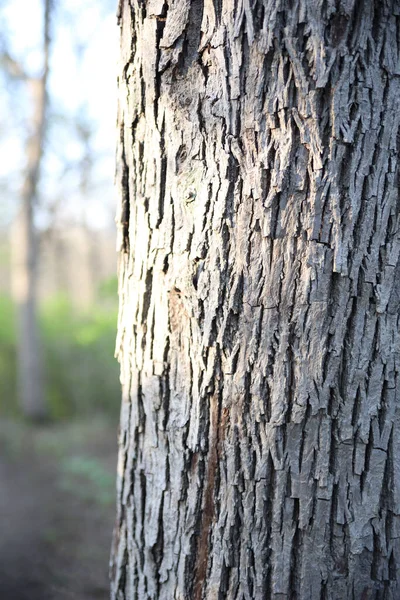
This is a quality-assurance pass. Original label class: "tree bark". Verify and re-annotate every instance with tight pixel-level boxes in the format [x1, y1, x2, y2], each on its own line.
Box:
[10, 0, 51, 419]
[111, 2, 400, 598]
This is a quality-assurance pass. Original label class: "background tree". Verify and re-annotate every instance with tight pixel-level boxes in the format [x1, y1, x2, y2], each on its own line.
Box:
[112, 1, 400, 599]
[0, 0, 118, 419]
[9, 0, 51, 419]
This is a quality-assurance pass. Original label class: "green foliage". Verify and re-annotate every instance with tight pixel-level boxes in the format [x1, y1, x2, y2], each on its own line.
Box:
[0, 280, 120, 420]
[97, 274, 118, 301]
[40, 292, 120, 419]
[0, 295, 18, 415]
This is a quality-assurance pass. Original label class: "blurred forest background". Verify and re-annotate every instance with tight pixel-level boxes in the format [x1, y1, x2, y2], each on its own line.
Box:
[0, 0, 120, 598]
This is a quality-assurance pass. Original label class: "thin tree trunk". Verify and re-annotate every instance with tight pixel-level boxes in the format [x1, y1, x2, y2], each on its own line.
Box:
[11, 0, 51, 419]
[111, 2, 400, 598]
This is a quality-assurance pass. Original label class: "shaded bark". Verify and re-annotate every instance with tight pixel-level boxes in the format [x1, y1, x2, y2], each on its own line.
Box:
[112, 1, 400, 598]
[10, 0, 51, 418]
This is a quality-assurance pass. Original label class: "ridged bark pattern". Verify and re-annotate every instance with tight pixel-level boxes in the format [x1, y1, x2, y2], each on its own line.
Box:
[112, 1, 400, 598]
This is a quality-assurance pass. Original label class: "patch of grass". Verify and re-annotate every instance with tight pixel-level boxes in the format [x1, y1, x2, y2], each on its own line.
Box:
[33, 417, 117, 508]
[0, 417, 118, 509]
[59, 455, 115, 507]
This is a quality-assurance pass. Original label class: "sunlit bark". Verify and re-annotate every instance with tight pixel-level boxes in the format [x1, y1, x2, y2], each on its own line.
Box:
[112, 2, 400, 598]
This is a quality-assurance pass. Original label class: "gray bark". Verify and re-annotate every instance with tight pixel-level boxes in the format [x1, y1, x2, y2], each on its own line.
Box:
[10, 0, 51, 419]
[111, 1, 400, 598]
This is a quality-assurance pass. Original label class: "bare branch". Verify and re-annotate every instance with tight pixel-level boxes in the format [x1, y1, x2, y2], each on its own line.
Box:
[0, 49, 30, 81]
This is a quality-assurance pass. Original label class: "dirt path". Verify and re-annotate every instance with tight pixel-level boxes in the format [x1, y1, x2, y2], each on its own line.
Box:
[0, 419, 117, 600]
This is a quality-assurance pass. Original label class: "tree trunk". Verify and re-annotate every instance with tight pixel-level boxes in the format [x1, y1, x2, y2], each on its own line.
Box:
[10, 0, 51, 419]
[111, 2, 400, 598]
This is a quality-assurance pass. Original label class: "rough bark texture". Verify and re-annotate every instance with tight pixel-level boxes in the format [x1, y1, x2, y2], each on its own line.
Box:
[112, 2, 400, 598]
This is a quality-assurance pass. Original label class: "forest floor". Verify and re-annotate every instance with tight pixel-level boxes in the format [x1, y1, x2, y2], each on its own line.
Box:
[0, 416, 118, 600]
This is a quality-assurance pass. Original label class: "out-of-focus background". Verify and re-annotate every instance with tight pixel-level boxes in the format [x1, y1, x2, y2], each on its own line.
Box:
[0, 1, 119, 598]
